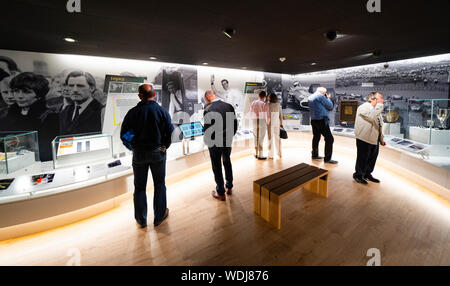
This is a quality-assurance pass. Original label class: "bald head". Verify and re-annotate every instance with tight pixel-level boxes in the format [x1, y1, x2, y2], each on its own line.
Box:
[138, 84, 155, 101]
[204, 89, 216, 104]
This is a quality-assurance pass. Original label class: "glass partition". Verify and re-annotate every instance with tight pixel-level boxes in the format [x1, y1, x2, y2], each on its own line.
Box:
[0, 131, 39, 174]
[52, 133, 114, 169]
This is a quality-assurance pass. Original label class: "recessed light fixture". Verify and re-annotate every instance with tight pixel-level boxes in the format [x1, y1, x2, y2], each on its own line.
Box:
[311, 62, 317, 66]
[64, 37, 76, 43]
[202, 62, 208, 65]
[223, 28, 236, 39]
[279, 57, 286, 62]
[149, 56, 157, 60]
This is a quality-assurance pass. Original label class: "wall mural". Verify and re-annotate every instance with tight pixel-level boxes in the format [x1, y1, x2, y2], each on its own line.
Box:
[0, 49, 449, 161]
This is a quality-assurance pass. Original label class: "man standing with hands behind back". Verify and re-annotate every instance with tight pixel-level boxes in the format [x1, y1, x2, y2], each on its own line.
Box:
[121, 84, 174, 228]
[308, 87, 337, 164]
[353, 91, 385, 185]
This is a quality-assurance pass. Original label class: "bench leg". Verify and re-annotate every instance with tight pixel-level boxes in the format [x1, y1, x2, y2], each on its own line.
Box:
[269, 193, 281, 229]
[304, 179, 319, 195]
[261, 187, 270, 222]
[318, 175, 328, 198]
[253, 183, 261, 215]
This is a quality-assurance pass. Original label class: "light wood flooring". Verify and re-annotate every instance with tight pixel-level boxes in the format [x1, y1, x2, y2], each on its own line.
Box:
[0, 138, 449, 266]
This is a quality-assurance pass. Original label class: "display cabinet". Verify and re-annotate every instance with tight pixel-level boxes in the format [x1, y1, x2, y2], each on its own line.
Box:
[0, 131, 39, 174]
[406, 99, 450, 145]
[52, 133, 114, 169]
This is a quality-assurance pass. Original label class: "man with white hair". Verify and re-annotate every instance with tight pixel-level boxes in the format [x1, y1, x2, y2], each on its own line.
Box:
[308, 87, 337, 164]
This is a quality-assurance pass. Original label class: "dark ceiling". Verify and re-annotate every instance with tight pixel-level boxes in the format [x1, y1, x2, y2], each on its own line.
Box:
[2, 0, 450, 74]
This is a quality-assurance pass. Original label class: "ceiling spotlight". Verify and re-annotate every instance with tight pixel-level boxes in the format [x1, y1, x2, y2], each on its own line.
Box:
[279, 57, 286, 62]
[311, 62, 317, 66]
[372, 50, 382, 57]
[149, 57, 157, 60]
[324, 30, 337, 41]
[202, 62, 208, 65]
[223, 28, 236, 39]
[64, 37, 76, 43]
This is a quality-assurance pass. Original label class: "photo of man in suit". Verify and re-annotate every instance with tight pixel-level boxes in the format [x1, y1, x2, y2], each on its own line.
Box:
[60, 71, 103, 135]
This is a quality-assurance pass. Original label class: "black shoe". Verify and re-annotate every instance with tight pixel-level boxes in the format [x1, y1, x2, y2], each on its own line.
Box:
[257, 156, 267, 160]
[154, 208, 169, 227]
[311, 156, 323, 160]
[324, 159, 338, 164]
[365, 175, 380, 183]
[212, 190, 226, 201]
[353, 176, 368, 185]
[136, 221, 147, 229]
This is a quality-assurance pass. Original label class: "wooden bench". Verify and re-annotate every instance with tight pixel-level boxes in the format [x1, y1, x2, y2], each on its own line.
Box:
[253, 163, 329, 229]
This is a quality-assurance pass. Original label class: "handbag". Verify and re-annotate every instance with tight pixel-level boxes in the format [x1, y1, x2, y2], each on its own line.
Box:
[280, 127, 288, 139]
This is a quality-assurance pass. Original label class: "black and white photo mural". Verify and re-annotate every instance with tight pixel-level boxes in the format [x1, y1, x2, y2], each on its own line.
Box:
[0, 48, 449, 162]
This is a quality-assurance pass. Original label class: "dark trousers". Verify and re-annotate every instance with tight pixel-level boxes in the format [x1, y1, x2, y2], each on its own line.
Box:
[132, 149, 167, 225]
[208, 146, 233, 195]
[354, 139, 379, 179]
[310, 119, 334, 161]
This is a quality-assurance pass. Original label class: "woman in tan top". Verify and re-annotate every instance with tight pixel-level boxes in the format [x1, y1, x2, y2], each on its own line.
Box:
[267, 93, 283, 159]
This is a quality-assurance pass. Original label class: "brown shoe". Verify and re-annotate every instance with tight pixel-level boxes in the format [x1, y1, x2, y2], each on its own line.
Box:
[226, 188, 232, 195]
[211, 190, 226, 201]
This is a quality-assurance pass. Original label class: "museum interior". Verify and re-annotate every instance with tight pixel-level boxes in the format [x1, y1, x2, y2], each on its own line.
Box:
[0, 0, 449, 266]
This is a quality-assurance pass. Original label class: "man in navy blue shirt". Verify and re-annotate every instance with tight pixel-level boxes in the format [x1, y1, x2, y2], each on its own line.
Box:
[121, 84, 174, 228]
[308, 87, 337, 164]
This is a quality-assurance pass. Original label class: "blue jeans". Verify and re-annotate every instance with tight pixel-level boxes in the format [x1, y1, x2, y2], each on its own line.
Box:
[208, 147, 233, 195]
[132, 149, 167, 225]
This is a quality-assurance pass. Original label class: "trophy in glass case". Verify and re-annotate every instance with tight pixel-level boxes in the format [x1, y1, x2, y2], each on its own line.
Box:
[437, 108, 449, 129]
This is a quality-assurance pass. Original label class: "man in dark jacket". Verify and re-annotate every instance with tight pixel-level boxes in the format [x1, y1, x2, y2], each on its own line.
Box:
[203, 89, 238, 201]
[120, 84, 174, 228]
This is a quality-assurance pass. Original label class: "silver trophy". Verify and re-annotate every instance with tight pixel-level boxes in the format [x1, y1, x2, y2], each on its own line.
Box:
[437, 108, 449, 129]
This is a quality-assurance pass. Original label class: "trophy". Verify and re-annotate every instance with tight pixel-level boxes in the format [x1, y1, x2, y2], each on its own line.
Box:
[437, 108, 449, 129]
[384, 110, 399, 123]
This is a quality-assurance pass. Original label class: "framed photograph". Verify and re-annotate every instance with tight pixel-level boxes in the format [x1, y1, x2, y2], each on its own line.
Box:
[339, 100, 358, 122]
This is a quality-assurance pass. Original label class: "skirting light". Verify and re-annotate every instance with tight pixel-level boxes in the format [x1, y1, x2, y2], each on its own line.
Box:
[64, 37, 76, 43]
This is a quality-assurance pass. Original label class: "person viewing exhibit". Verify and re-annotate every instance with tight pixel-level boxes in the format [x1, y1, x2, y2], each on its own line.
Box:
[120, 84, 174, 228]
[203, 89, 238, 201]
[250, 90, 269, 160]
[353, 92, 386, 185]
[1, 1, 450, 271]
[267, 92, 283, 159]
[308, 87, 337, 164]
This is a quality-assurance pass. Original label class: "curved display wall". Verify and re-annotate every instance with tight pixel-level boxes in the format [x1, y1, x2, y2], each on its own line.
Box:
[0, 49, 449, 239]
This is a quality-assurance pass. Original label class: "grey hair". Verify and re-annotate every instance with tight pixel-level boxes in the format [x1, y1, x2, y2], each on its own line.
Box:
[316, 87, 327, 94]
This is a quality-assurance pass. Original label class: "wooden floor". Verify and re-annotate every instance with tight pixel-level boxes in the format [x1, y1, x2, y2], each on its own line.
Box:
[0, 136, 449, 266]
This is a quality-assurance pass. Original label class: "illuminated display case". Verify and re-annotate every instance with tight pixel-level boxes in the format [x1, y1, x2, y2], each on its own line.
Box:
[51, 133, 114, 169]
[0, 131, 39, 174]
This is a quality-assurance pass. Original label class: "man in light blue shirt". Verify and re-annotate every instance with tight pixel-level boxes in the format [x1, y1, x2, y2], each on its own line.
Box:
[308, 87, 337, 164]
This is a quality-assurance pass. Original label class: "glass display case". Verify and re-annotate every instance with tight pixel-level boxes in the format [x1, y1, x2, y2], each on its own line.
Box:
[406, 99, 450, 145]
[0, 131, 39, 174]
[52, 133, 114, 169]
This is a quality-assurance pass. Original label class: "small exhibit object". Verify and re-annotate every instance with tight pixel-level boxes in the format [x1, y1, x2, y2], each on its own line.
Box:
[0, 178, 14, 190]
[384, 110, 400, 123]
[107, 160, 122, 168]
[32, 173, 55, 185]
